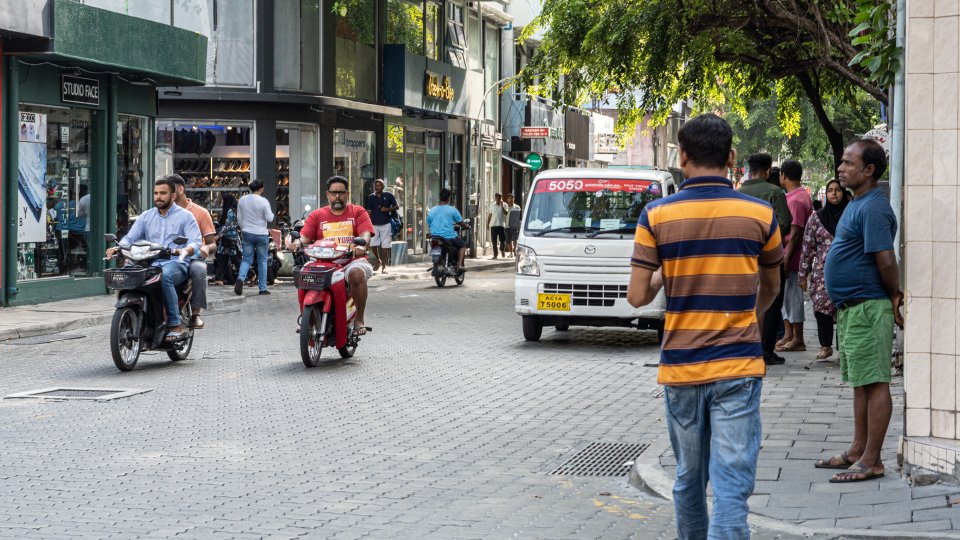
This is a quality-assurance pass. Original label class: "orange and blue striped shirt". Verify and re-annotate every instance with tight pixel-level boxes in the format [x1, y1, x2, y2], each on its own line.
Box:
[632, 176, 784, 386]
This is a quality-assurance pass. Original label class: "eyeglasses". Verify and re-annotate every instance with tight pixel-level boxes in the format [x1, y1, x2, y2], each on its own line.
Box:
[327, 190, 348, 196]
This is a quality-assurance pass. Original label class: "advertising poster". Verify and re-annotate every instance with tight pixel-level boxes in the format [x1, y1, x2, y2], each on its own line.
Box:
[19, 111, 47, 144]
[18, 141, 47, 243]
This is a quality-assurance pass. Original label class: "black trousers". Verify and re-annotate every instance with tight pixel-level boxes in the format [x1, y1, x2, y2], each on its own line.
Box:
[490, 226, 506, 256]
[214, 252, 242, 284]
[762, 266, 786, 353]
[814, 311, 834, 348]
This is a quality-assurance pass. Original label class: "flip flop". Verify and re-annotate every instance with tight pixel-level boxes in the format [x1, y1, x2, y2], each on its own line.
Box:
[165, 330, 184, 342]
[353, 325, 368, 336]
[775, 341, 806, 352]
[829, 462, 884, 483]
[814, 451, 855, 469]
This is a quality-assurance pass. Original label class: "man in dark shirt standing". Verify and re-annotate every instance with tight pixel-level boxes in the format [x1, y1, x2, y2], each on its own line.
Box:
[365, 179, 399, 274]
[815, 138, 902, 483]
[739, 152, 791, 366]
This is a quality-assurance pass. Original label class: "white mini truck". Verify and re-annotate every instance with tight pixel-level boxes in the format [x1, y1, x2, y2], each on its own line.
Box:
[514, 168, 676, 341]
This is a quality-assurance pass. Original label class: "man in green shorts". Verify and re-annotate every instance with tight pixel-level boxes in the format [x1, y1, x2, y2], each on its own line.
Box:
[815, 138, 903, 483]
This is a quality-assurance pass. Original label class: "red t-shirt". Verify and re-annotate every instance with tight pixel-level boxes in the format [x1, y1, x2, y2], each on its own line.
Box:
[301, 204, 375, 247]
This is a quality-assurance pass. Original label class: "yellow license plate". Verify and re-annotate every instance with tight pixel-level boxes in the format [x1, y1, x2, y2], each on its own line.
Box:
[537, 293, 570, 311]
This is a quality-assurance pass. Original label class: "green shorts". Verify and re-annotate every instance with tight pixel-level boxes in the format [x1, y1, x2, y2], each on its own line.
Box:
[838, 298, 894, 387]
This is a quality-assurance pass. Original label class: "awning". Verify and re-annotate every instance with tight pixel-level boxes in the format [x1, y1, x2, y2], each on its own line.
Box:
[502, 154, 531, 169]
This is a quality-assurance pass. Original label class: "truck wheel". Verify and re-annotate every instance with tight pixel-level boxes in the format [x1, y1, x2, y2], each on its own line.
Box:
[522, 316, 543, 341]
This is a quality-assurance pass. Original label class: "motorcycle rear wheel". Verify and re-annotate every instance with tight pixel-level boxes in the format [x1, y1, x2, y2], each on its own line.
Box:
[110, 307, 142, 371]
[167, 304, 194, 361]
[454, 268, 465, 285]
[300, 304, 326, 367]
[433, 262, 447, 287]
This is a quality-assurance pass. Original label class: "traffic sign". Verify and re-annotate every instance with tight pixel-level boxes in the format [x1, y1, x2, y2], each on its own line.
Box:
[526, 153, 543, 171]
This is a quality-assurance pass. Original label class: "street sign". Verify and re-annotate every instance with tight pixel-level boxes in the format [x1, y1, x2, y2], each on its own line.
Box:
[520, 127, 550, 139]
[526, 153, 543, 171]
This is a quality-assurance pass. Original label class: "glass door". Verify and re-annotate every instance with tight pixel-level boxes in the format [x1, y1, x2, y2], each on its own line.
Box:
[407, 148, 425, 253]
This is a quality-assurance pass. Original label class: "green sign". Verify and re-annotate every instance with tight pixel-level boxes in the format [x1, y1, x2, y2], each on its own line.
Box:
[526, 153, 543, 171]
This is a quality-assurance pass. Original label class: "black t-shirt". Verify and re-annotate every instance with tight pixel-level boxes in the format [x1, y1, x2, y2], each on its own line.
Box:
[365, 191, 399, 225]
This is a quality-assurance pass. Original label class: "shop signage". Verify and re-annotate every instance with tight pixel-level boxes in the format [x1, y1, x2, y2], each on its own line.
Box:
[61, 75, 100, 106]
[521, 127, 550, 139]
[425, 72, 455, 101]
[526, 153, 543, 171]
[595, 133, 619, 154]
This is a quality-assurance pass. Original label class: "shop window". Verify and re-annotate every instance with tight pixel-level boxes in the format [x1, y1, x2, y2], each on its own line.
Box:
[275, 0, 321, 92]
[204, 0, 255, 87]
[16, 106, 93, 281]
[81, 0, 172, 24]
[387, 0, 424, 56]
[446, 134, 463, 204]
[467, 9, 481, 71]
[425, 0, 442, 61]
[117, 115, 147, 238]
[333, 129, 376, 207]
[276, 124, 320, 224]
[385, 123, 408, 250]
[155, 120, 254, 223]
[483, 23, 500, 121]
[335, 0, 377, 101]
[446, 2, 467, 68]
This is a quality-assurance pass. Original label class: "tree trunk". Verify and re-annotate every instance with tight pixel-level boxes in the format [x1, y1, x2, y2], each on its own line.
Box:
[796, 72, 845, 172]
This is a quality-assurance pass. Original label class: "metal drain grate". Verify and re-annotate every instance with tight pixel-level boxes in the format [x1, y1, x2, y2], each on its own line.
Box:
[5, 387, 152, 401]
[549, 442, 650, 477]
[2, 333, 85, 346]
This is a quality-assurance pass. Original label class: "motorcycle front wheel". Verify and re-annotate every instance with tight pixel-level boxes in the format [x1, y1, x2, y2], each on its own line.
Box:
[300, 304, 327, 367]
[167, 304, 194, 362]
[338, 326, 357, 358]
[110, 307, 142, 371]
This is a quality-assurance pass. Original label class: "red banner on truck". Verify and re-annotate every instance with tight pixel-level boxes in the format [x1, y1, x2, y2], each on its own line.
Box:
[533, 178, 656, 193]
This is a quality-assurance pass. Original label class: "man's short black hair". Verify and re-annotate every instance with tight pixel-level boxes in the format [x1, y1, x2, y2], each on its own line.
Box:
[781, 160, 803, 182]
[768, 166, 780, 187]
[677, 113, 733, 169]
[747, 153, 772, 175]
[155, 176, 177, 193]
[249, 179, 264, 192]
[439, 188, 452, 202]
[853, 138, 888, 180]
[326, 175, 349, 191]
[164, 174, 186, 189]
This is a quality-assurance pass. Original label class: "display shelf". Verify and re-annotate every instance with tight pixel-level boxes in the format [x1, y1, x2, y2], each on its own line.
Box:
[186, 187, 250, 192]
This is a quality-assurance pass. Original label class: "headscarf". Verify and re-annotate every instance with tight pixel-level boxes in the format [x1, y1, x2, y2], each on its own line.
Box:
[817, 179, 849, 237]
[219, 193, 238, 227]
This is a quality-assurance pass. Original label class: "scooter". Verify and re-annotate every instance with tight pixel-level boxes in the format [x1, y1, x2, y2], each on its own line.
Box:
[290, 232, 369, 367]
[429, 219, 471, 287]
[103, 234, 195, 371]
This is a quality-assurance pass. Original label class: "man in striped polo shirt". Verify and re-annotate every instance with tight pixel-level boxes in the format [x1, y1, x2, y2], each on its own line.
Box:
[627, 113, 782, 539]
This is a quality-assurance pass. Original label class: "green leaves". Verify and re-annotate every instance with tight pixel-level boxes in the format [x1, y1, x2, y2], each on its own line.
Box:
[846, 0, 900, 88]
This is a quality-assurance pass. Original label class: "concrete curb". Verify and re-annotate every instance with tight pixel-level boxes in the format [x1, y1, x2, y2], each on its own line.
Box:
[628, 444, 960, 540]
[369, 260, 515, 282]
[0, 296, 246, 342]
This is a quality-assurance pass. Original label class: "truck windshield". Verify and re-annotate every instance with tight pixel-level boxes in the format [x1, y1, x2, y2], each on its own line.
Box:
[523, 178, 662, 236]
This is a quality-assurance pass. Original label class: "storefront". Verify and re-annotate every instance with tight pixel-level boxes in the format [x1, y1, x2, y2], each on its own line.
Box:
[564, 108, 590, 168]
[1, 1, 206, 305]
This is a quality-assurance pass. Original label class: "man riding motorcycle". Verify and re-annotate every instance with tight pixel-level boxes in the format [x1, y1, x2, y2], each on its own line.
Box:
[291, 175, 375, 335]
[105, 176, 202, 341]
[426, 188, 468, 270]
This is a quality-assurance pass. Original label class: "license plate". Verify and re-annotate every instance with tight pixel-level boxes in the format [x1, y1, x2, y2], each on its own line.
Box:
[430, 248, 441, 256]
[537, 293, 570, 311]
[300, 273, 320, 283]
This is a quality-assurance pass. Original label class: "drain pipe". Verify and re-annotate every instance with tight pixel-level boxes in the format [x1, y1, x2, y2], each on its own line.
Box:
[890, 0, 905, 263]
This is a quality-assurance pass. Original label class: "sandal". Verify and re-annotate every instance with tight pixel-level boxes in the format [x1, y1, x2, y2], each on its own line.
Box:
[775, 337, 792, 349]
[775, 340, 806, 352]
[353, 325, 368, 336]
[816, 347, 833, 360]
[815, 451, 855, 469]
[830, 461, 884, 483]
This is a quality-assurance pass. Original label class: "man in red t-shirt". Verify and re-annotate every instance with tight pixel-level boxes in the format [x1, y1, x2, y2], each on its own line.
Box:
[295, 176, 375, 333]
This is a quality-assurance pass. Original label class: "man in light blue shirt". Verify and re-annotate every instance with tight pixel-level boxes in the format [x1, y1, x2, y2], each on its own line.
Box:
[426, 188, 468, 270]
[106, 176, 201, 339]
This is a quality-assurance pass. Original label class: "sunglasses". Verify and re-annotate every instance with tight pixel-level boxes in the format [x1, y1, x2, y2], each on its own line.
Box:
[327, 190, 348, 196]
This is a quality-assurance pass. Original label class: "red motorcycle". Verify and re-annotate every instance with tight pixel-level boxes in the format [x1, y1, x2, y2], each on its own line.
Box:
[290, 233, 368, 367]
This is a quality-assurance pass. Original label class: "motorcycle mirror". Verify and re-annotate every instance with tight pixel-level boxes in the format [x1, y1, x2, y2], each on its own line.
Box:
[289, 231, 301, 240]
[462, 219, 472, 225]
[104, 234, 117, 243]
[294, 224, 304, 232]
[173, 236, 188, 245]
[353, 237, 368, 247]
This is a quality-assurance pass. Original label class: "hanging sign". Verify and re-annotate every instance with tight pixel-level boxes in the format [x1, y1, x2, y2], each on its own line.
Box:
[61, 75, 101, 106]
[526, 153, 543, 171]
[520, 127, 550, 139]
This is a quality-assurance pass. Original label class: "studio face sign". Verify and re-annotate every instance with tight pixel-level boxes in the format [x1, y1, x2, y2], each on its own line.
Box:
[61, 75, 100, 106]
[425, 72, 455, 101]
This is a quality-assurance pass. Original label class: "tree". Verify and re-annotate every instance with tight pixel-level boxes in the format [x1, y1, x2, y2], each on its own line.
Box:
[521, 0, 899, 168]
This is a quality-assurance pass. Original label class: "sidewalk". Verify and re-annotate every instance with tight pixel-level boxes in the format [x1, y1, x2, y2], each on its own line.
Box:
[630, 314, 960, 538]
[0, 257, 515, 342]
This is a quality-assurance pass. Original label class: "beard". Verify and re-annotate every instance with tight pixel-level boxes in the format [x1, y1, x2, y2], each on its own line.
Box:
[155, 198, 172, 211]
[331, 199, 346, 211]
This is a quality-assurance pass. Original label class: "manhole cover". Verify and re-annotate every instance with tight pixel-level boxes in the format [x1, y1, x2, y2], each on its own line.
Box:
[2, 333, 85, 345]
[5, 387, 151, 401]
[549, 442, 650, 477]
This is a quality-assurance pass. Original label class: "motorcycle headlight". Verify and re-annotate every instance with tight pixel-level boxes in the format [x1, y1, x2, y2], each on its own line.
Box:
[515, 245, 540, 276]
[123, 245, 161, 261]
[304, 246, 345, 259]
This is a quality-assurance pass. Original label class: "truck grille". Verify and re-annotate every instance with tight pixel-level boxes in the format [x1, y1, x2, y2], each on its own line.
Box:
[542, 283, 628, 307]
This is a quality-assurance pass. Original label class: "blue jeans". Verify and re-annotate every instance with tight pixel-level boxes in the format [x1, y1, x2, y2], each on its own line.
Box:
[160, 262, 188, 327]
[238, 233, 269, 292]
[665, 377, 763, 540]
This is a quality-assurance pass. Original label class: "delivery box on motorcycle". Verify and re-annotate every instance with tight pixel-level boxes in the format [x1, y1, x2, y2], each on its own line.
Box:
[513, 168, 675, 342]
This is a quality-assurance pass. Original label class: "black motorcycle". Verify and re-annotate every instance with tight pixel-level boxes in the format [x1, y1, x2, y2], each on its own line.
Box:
[103, 234, 195, 371]
[429, 219, 470, 287]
